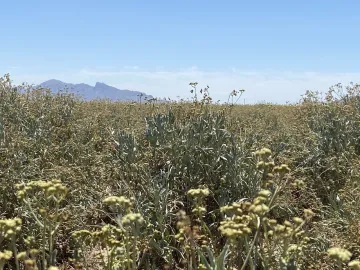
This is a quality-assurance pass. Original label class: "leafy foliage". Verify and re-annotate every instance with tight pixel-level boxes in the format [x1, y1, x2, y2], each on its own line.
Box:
[0, 74, 359, 269]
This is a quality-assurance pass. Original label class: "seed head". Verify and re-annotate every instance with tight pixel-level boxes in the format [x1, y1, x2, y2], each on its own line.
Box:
[284, 221, 292, 227]
[103, 196, 132, 209]
[16, 251, 27, 260]
[253, 196, 267, 205]
[293, 217, 304, 225]
[256, 161, 265, 169]
[0, 250, 12, 260]
[275, 225, 286, 233]
[192, 206, 207, 215]
[255, 148, 272, 159]
[251, 204, 269, 215]
[265, 162, 275, 170]
[349, 260, 360, 270]
[258, 189, 272, 198]
[327, 247, 352, 262]
[273, 164, 291, 174]
[121, 213, 144, 226]
[24, 259, 36, 269]
[30, 249, 39, 256]
[268, 219, 277, 226]
[72, 229, 92, 241]
[304, 209, 315, 220]
[242, 227, 252, 235]
[187, 188, 210, 198]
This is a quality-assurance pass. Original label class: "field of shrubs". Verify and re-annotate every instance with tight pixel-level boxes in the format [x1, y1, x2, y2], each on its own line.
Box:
[1, 73, 360, 269]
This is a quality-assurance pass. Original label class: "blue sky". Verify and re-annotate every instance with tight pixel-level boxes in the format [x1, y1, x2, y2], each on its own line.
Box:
[1, 0, 360, 103]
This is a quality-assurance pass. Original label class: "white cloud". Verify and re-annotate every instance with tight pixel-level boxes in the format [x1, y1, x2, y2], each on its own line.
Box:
[123, 66, 139, 70]
[5, 67, 360, 104]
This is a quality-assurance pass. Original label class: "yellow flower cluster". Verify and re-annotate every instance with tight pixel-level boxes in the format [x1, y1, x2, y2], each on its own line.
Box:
[175, 210, 191, 242]
[219, 188, 273, 239]
[266, 217, 307, 241]
[187, 188, 210, 198]
[273, 164, 291, 174]
[24, 259, 37, 270]
[0, 218, 22, 239]
[291, 179, 306, 188]
[255, 148, 272, 159]
[16, 251, 27, 260]
[303, 209, 315, 221]
[219, 218, 252, 239]
[72, 195, 144, 268]
[327, 247, 352, 262]
[122, 213, 144, 227]
[255, 148, 292, 183]
[73, 224, 125, 249]
[72, 229, 93, 245]
[187, 188, 210, 218]
[256, 161, 275, 170]
[0, 250, 12, 261]
[349, 260, 360, 270]
[103, 195, 133, 210]
[175, 210, 208, 248]
[16, 179, 68, 201]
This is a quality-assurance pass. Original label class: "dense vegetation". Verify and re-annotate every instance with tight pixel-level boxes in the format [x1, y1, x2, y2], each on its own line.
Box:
[1, 74, 360, 269]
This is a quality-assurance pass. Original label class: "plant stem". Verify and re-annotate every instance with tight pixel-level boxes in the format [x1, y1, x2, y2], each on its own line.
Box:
[23, 199, 44, 228]
[49, 201, 60, 265]
[262, 222, 271, 268]
[200, 216, 212, 238]
[42, 219, 47, 270]
[109, 247, 116, 270]
[241, 183, 283, 270]
[11, 236, 20, 270]
[240, 218, 260, 270]
[244, 236, 255, 270]
[49, 228, 54, 265]
[125, 235, 132, 270]
[105, 247, 111, 270]
[132, 234, 137, 270]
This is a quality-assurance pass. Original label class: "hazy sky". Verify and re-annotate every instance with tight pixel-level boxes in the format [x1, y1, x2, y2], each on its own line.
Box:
[1, 0, 360, 103]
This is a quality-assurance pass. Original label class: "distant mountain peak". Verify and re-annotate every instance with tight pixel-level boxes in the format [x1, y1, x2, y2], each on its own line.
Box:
[42, 79, 63, 84]
[95, 82, 106, 86]
[37, 79, 153, 102]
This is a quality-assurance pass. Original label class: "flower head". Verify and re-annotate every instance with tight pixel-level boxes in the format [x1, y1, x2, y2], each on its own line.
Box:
[328, 247, 352, 262]
[349, 260, 360, 270]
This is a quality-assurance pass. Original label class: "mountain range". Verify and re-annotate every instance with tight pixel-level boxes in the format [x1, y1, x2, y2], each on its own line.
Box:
[37, 79, 153, 102]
